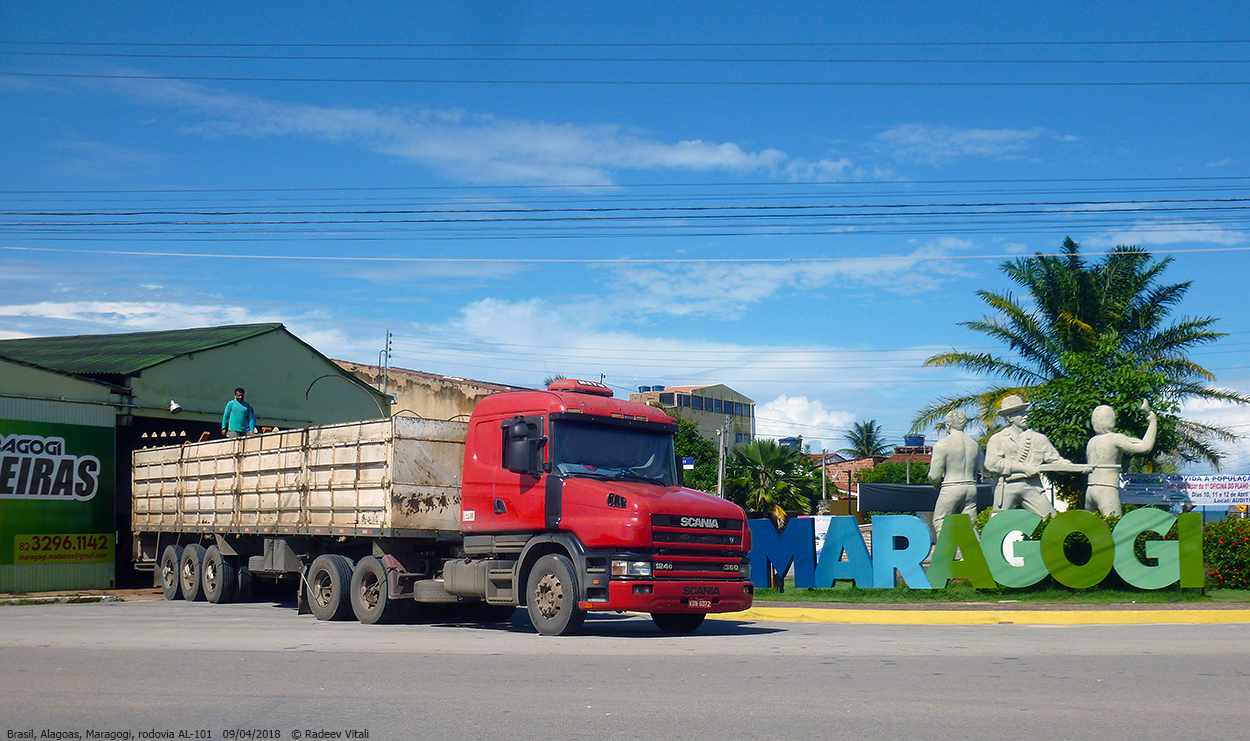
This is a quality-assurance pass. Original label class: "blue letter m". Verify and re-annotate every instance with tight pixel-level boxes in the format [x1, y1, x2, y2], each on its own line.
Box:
[748, 518, 816, 588]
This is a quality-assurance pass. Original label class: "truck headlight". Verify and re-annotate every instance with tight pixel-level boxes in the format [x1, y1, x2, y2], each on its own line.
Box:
[738, 562, 750, 581]
[611, 560, 652, 577]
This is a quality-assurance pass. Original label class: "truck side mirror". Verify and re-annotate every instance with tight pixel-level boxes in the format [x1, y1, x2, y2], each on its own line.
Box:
[502, 417, 545, 478]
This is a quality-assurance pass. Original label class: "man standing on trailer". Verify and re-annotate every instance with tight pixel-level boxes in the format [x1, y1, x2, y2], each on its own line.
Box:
[222, 387, 257, 438]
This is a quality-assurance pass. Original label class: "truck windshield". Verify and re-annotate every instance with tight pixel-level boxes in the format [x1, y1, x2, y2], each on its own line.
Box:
[550, 419, 678, 487]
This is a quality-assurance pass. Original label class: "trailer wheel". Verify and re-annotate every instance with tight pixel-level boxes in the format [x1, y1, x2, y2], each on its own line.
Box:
[159, 544, 184, 600]
[306, 554, 354, 621]
[651, 612, 706, 634]
[350, 556, 401, 625]
[203, 545, 238, 604]
[179, 543, 208, 601]
[525, 554, 586, 636]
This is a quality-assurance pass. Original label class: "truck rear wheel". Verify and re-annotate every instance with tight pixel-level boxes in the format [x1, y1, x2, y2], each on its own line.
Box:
[651, 612, 706, 634]
[159, 544, 184, 600]
[306, 554, 354, 621]
[350, 556, 401, 625]
[179, 544, 207, 601]
[526, 554, 586, 636]
[203, 545, 237, 604]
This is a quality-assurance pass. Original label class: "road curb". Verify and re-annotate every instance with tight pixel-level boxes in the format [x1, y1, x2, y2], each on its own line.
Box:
[0, 595, 119, 606]
[711, 605, 1250, 625]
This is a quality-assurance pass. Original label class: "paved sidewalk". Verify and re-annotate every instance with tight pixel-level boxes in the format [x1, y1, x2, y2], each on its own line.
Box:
[6, 588, 1250, 625]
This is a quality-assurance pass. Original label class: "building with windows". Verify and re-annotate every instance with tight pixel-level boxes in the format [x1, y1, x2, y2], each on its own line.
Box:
[629, 384, 755, 447]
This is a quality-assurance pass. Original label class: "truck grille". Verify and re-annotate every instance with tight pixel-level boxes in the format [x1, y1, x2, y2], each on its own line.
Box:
[651, 556, 746, 580]
[651, 514, 744, 548]
[649, 514, 747, 579]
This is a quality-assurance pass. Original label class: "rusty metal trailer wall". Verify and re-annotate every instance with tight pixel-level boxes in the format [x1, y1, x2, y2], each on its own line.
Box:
[132, 417, 466, 537]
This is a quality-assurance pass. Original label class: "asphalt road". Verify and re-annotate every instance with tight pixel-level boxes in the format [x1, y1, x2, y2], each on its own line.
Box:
[1, 598, 1246, 740]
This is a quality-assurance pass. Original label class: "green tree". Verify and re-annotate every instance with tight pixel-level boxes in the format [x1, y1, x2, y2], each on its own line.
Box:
[724, 439, 816, 528]
[916, 238, 1247, 469]
[673, 418, 718, 493]
[855, 459, 930, 485]
[839, 420, 892, 458]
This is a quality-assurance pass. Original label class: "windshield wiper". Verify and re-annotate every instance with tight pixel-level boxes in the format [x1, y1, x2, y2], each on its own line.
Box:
[618, 470, 667, 486]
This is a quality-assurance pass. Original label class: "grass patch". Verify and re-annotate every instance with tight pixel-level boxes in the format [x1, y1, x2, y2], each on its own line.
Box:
[753, 580, 1241, 604]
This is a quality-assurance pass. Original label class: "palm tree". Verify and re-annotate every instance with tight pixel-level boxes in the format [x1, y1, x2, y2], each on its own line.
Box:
[725, 439, 815, 529]
[915, 238, 1247, 467]
[838, 420, 892, 459]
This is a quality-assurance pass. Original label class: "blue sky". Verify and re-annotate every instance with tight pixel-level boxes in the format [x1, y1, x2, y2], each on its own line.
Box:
[4, 2, 1250, 470]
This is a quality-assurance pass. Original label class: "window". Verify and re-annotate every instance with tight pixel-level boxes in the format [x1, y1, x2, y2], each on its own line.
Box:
[713, 398, 723, 414]
[692, 395, 705, 411]
[678, 393, 690, 408]
[659, 392, 674, 405]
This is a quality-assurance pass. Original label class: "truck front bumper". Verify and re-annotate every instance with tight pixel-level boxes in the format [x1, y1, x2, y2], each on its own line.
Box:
[581, 579, 754, 613]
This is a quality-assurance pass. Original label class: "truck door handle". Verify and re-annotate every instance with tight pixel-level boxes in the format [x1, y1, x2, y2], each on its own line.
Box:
[494, 499, 507, 515]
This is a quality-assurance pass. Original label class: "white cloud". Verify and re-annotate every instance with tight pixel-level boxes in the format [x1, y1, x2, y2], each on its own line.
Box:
[1085, 221, 1249, 249]
[0, 301, 268, 331]
[111, 73, 796, 186]
[876, 124, 1047, 164]
[599, 237, 979, 319]
[755, 395, 856, 445]
[1180, 391, 1250, 473]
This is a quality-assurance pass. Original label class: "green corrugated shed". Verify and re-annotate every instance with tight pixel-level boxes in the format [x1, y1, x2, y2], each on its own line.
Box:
[0, 323, 283, 379]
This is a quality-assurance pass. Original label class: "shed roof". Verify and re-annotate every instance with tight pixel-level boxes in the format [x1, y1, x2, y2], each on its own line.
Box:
[0, 323, 284, 377]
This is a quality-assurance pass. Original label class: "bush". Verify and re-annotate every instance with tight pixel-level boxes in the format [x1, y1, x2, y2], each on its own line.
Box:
[1203, 516, 1250, 589]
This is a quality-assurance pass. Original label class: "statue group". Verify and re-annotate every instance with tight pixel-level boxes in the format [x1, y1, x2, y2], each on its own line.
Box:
[927, 394, 1157, 537]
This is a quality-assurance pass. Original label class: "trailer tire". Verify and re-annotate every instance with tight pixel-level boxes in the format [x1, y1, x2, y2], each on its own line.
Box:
[350, 556, 401, 625]
[651, 612, 706, 634]
[306, 554, 354, 621]
[159, 544, 184, 600]
[203, 545, 237, 604]
[179, 543, 207, 601]
[525, 554, 586, 636]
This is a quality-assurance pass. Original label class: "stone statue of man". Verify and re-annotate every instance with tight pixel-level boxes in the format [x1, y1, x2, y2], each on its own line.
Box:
[928, 410, 982, 539]
[1085, 401, 1157, 517]
[984, 395, 1086, 518]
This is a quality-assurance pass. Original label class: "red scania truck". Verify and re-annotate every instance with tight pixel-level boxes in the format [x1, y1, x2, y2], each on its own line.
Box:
[132, 379, 753, 635]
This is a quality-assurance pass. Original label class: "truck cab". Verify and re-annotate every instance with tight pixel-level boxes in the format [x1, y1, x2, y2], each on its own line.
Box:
[448, 379, 753, 634]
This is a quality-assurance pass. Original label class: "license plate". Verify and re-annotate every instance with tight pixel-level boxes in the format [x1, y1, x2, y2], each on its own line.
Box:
[689, 599, 712, 608]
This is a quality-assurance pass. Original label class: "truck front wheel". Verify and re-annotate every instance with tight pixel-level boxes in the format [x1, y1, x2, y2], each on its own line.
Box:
[306, 554, 354, 621]
[526, 554, 586, 636]
[651, 612, 706, 634]
[350, 556, 401, 625]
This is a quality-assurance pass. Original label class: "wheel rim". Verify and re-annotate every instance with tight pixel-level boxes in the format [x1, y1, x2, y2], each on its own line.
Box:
[312, 570, 334, 608]
[534, 571, 564, 619]
[359, 571, 381, 610]
[203, 560, 219, 592]
[181, 561, 197, 589]
[161, 558, 177, 590]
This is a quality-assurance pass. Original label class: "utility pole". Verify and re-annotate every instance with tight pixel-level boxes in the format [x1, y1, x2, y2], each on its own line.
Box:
[381, 330, 392, 397]
[715, 417, 731, 498]
[821, 448, 828, 504]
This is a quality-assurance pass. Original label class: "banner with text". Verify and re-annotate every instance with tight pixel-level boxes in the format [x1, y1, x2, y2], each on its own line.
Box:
[1121, 473, 1250, 506]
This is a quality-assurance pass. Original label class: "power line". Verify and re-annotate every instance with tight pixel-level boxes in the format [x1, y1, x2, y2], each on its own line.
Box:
[6, 39, 1250, 48]
[8, 70, 1250, 86]
[9, 49, 1250, 64]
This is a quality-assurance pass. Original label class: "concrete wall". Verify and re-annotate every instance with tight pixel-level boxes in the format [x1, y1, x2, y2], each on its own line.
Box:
[336, 361, 523, 422]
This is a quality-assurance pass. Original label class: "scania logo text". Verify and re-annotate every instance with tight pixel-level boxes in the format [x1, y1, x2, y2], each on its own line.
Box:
[680, 516, 720, 529]
[682, 585, 720, 596]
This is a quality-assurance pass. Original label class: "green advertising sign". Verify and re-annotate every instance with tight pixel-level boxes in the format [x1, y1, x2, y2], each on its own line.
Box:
[0, 418, 116, 566]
